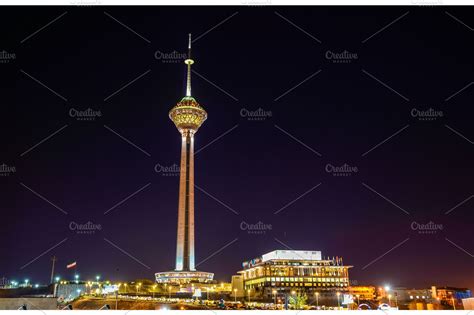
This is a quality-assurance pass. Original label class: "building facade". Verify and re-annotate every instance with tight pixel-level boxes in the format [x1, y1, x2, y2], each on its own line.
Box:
[238, 250, 351, 300]
[231, 275, 245, 298]
[348, 286, 376, 301]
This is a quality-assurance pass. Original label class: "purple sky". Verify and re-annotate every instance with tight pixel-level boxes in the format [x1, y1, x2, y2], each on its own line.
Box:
[1, 6, 473, 290]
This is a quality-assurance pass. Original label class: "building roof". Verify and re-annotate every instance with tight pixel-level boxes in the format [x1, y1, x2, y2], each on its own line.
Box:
[261, 250, 322, 262]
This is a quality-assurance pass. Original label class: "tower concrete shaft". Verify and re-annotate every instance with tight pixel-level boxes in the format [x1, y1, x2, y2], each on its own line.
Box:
[175, 130, 195, 271]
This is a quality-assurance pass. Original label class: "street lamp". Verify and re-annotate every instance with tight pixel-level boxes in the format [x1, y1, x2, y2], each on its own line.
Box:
[75, 274, 79, 284]
[315, 292, 319, 307]
[248, 289, 251, 302]
[168, 286, 172, 299]
[24, 279, 29, 286]
[273, 290, 277, 305]
[234, 289, 237, 302]
[356, 294, 360, 305]
[152, 284, 157, 299]
[55, 277, 60, 283]
[336, 292, 341, 308]
[388, 294, 392, 306]
[136, 283, 141, 297]
[451, 296, 456, 310]
[96, 275, 100, 283]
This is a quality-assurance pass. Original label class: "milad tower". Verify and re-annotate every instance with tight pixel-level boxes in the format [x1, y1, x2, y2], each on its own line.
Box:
[155, 35, 214, 284]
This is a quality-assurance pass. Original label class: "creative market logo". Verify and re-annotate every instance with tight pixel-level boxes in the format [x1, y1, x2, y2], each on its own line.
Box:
[154, 50, 187, 64]
[240, 108, 272, 121]
[0, 50, 16, 64]
[411, 108, 443, 121]
[241, 0, 271, 5]
[0, 164, 16, 176]
[240, 221, 272, 235]
[411, 0, 442, 6]
[70, 0, 101, 5]
[325, 50, 358, 64]
[69, 221, 102, 235]
[69, 108, 102, 121]
[155, 163, 180, 176]
[411, 221, 443, 234]
[325, 163, 358, 177]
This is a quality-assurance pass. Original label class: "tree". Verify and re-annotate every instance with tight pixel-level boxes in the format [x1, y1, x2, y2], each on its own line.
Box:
[289, 294, 307, 310]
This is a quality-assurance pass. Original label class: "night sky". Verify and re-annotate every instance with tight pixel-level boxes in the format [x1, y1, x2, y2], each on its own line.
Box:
[1, 6, 473, 290]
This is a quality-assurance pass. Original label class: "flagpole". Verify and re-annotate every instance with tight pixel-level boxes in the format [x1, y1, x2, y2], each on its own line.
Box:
[50, 256, 56, 284]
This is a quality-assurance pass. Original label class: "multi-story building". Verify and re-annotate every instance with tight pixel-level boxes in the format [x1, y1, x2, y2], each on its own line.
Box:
[391, 287, 433, 304]
[231, 275, 245, 298]
[431, 286, 472, 309]
[238, 250, 351, 301]
[348, 286, 376, 301]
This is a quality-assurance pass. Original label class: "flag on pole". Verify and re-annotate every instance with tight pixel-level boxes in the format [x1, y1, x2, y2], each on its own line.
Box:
[66, 261, 77, 269]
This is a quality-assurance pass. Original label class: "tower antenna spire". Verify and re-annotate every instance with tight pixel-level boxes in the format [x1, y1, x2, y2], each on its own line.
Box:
[185, 33, 194, 97]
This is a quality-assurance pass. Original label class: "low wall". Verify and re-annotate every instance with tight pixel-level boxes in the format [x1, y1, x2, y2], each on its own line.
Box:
[0, 297, 57, 310]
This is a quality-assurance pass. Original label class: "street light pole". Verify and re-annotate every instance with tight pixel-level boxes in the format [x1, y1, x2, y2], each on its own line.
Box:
[136, 283, 141, 297]
[273, 290, 277, 305]
[315, 292, 319, 307]
[337, 292, 341, 308]
[248, 289, 251, 302]
[234, 289, 237, 302]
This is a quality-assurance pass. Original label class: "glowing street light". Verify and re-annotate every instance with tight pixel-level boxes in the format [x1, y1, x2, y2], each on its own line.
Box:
[55, 276, 60, 283]
[388, 294, 392, 306]
[248, 289, 251, 302]
[96, 275, 100, 282]
[136, 283, 141, 296]
[168, 286, 172, 299]
[272, 290, 277, 304]
[356, 294, 360, 305]
[336, 292, 341, 308]
[315, 292, 320, 307]
[234, 289, 237, 302]
[384, 285, 390, 292]
[152, 284, 157, 299]
[24, 279, 29, 286]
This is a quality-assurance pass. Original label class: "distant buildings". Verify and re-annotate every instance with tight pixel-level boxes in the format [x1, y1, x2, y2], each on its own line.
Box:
[431, 286, 472, 309]
[348, 286, 376, 301]
[231, 275, 245, 298]
[238, 250, 351, 301]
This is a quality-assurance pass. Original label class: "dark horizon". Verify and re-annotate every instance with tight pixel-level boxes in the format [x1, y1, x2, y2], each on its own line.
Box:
[1, 6, 473, 291]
